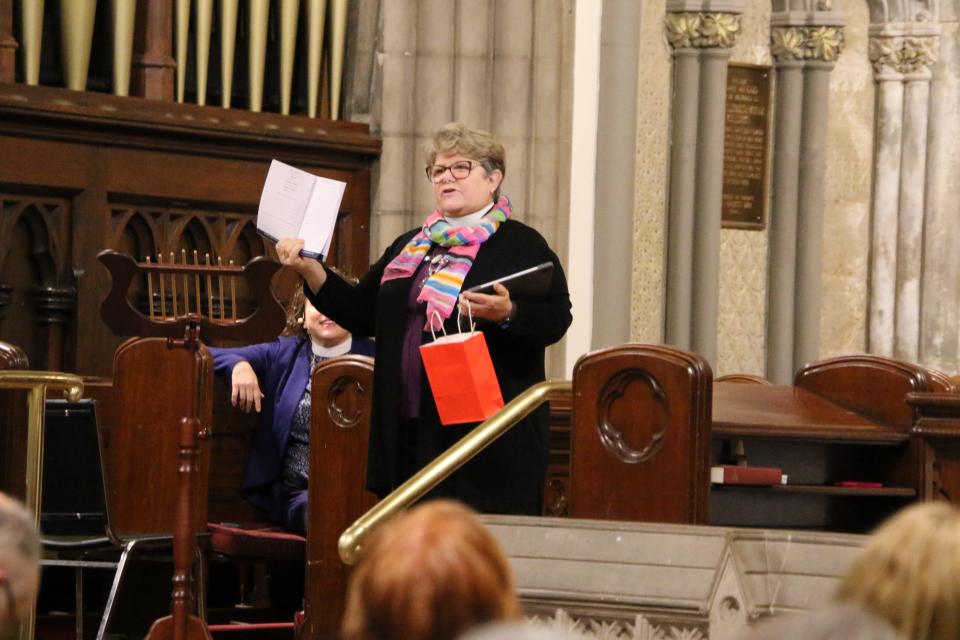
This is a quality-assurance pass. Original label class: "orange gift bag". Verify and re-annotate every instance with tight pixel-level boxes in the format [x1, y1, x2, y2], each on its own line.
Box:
[419, 308, 504, 425]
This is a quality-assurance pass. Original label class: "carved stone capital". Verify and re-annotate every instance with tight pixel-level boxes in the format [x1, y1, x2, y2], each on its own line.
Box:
[869, 35, 939, 76]
[665, 12, 742, 49]
[771, 25, 845, 62]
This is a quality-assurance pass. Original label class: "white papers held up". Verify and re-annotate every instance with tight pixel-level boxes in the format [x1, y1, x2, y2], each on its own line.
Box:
[257, 159, 346, 259]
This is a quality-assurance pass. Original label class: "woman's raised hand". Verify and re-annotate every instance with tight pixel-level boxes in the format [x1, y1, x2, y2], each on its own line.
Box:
[275, 237, 327, 293]
[231, 361, 264, 413]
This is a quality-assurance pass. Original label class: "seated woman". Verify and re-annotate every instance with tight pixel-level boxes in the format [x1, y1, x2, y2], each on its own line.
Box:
[208, 285, 374, 535]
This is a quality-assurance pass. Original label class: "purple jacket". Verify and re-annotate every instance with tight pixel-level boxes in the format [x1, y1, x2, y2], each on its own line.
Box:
[209, 336, 375, 521]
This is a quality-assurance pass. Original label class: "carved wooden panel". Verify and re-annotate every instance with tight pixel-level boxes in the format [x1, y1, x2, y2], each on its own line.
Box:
[0, 194, 77, 369]
[568, 344, 713, 524]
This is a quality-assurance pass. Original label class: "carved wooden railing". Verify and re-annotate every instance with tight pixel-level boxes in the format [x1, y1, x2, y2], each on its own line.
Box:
[2, 0, 349, 117]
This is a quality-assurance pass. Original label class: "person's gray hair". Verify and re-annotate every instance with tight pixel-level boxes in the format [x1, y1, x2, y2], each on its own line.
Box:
[425, 123, 507, 202]
[0, 493, 41, 626]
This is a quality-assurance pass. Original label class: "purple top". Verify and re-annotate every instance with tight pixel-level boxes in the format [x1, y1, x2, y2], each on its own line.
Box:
[399, 247, 449, 418]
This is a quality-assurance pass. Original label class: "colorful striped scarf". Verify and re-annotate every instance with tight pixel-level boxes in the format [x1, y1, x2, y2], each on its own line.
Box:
[381, 196, 512, 331]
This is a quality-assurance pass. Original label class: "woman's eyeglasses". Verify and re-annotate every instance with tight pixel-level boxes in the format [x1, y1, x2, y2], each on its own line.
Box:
[425, 161, 477, 183]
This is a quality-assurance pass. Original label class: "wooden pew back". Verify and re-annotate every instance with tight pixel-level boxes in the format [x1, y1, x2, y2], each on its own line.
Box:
[569, 344, 713, 523]
[301, 355, 377, 639]
[795, 355, 938, 431]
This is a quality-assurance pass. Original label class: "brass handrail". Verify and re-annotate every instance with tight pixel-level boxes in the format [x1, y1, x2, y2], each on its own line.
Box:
[338, 379, 572, 565]
[0, 370, 84, 640]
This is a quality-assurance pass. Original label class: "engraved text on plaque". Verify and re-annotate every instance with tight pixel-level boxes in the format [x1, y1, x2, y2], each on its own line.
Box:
[722, 64, 771, 230]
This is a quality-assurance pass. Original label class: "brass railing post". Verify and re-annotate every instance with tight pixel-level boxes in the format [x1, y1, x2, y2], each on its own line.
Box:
[0, 370, 84, 640]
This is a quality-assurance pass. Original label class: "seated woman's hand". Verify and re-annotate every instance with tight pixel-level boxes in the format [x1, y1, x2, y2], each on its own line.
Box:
[231, 361, 265, 413]
[275, 237, 328, 293]
[459, 283, 514, 323]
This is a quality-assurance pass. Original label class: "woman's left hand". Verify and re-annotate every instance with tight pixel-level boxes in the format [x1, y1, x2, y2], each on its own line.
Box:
[459, 283, 513, 323]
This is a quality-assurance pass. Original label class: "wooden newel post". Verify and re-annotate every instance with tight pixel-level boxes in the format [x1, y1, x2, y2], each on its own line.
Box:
[145, 318, 212, 640]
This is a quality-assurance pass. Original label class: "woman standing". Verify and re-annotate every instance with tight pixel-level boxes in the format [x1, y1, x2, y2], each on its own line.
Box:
[276, 123, 571, 515]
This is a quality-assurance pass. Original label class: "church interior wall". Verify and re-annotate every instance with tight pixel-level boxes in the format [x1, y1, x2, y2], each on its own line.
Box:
[630, 0, 672, 347]
[716, 0, 773, 377]
[820, 0, 873, 360]
[921, 0, 960, 373]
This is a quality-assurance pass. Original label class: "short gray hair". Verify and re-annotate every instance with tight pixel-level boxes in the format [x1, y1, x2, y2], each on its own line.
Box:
[426, 123, 507, 202]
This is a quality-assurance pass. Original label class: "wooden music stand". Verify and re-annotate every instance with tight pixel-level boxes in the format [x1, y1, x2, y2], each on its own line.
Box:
[97, 249, 285, 640]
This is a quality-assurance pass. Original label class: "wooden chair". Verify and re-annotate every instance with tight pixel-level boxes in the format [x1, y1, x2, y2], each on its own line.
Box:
[64, 336, 215, 639]
[568, 344, 713, 524]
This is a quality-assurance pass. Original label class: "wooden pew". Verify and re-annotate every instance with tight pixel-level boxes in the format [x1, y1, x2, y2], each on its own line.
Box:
[562, 349, 952, 532]
[301, 355, 377, 639]
[908, 392, 960, 502]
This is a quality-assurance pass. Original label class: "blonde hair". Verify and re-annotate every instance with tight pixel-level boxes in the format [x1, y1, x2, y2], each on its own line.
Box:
[426, 123, 507, 202]
[836, 502, 960, 640]
[341, 500, 522, 640]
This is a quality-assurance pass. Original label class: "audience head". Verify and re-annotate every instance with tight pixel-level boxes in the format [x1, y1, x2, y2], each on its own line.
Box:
[0, 493, 40, 632]
[744, 604, 904, 640]
[341, 500, 522, 640]
[836, 501, 960, 640]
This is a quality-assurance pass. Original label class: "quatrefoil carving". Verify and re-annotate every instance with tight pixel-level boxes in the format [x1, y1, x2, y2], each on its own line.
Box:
[596, 369, 668, 464]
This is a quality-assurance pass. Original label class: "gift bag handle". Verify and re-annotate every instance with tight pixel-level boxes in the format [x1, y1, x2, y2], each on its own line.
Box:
[428, 310, 448, 342]
[427, 300, 476, 343]
[457, 298, 476, 334]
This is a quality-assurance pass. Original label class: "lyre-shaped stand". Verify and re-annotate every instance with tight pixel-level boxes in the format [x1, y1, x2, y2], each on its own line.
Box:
[97, 250, 285, 640]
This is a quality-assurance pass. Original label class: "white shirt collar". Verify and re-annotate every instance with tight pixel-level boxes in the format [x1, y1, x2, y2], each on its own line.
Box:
[312, 337, 352, 358]
[443, 201, 495, 227]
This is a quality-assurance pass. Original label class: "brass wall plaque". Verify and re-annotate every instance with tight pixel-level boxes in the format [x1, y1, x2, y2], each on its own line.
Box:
[721, 64, 771, 230]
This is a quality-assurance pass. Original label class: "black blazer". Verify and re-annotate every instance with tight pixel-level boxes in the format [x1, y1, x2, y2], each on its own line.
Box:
[307, 219, 572, 514]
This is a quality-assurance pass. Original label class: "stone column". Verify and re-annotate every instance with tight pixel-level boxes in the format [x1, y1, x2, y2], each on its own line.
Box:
[866, 30, 939, 362]
[663, 7, 742, 364]
[765, 17, 844, 383]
